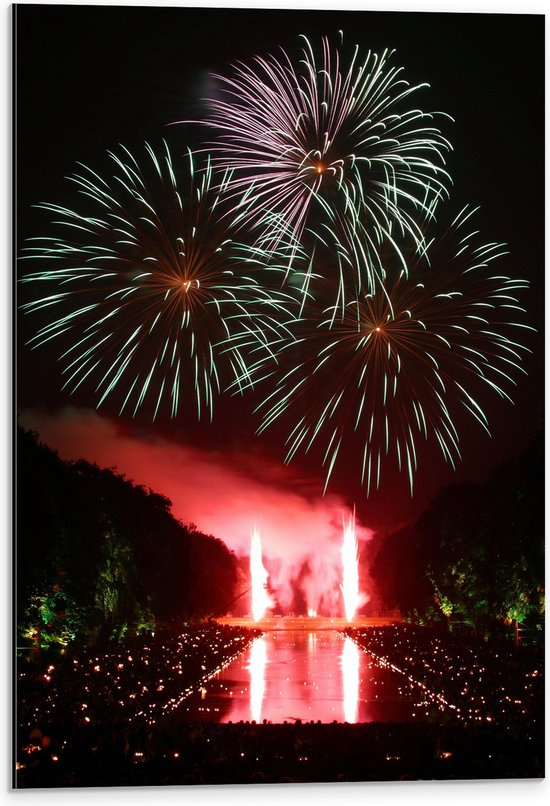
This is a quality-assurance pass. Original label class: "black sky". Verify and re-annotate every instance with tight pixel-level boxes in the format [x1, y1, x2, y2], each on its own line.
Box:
[14, 3, 545, 532]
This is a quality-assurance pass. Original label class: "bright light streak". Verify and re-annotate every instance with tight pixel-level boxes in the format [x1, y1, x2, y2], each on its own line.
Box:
[341, 511, 360, 621]
[249, 636, 267, 723]
[342, 637, 360, 723]
[250, 527, 272, 621]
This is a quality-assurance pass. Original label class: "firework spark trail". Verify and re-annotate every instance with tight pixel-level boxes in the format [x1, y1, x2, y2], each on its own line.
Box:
[18, 34, 535, 504]
[19, 141, 295, 421]
[196, 32, 452, 286]
[253, 207, 533, 495]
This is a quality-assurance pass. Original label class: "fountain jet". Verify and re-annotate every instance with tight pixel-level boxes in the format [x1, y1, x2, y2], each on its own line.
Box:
[341, 510, 360, 621]
[250, 527, 272, 621]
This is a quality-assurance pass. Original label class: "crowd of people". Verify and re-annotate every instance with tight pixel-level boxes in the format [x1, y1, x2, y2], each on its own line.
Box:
[345, 625, 544, 730]
[16, 623, 544, 787]
[16, 623, 260, 779]
[16, 716, 543, 787]
[18, 623, 261, 731]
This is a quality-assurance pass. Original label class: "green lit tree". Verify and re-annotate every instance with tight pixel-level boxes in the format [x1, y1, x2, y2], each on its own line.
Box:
[17, 427, 243, 648]
[369, 434, 544, 638]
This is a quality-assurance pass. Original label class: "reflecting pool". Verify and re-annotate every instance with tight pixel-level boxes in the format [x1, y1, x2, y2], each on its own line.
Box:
[178, 630, 417, 724]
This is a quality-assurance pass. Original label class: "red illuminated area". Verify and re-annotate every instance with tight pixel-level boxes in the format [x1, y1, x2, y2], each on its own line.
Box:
[18, 408, 376, 619]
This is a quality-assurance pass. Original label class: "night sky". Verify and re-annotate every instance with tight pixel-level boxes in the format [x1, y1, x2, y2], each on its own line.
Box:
[15, 3, 545, 569]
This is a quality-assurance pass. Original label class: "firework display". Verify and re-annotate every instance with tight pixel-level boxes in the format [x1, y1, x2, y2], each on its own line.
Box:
[254, 208, 532, 494]
[20, 142, 293, 421]
[19, 33, 533, 494]
[14, 9, 544, 792]
[198, 33, 452, 282]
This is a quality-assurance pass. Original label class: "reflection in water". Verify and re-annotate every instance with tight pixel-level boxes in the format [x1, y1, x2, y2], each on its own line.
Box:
[249, 636, 267, 722]
[182, 630, 417, 724]
[342, 637, 359, 723]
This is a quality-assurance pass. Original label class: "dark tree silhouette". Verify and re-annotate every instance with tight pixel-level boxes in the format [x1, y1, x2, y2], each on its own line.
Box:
[16, 427, 242, 648]
[369, 523, 435, 623]
[369, 434, 544, 636]
[184, 525, 243, 619]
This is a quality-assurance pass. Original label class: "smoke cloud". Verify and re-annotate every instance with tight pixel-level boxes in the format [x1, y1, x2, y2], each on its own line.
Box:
[19, 407, 374, 616]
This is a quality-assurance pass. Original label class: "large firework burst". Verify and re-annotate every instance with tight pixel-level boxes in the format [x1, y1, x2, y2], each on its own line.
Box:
[19, 141, 293, 421]
[197, 32, 452, 282]
[254, 208, 533, 494]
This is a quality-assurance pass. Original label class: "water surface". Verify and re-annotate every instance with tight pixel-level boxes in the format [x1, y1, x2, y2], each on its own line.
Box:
[179, 630, 417, 724]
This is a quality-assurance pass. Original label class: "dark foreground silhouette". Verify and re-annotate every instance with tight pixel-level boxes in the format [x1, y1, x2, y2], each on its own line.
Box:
[16, 624, 544, 787]
[15, 718, 544, 787]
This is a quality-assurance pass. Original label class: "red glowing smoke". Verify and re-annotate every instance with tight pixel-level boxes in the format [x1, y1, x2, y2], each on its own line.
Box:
[19, 407, 374, 615]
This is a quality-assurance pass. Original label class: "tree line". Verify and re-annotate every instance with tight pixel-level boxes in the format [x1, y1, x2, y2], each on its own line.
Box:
[369, 434, 544, 637]
[16, 427, 244, 649]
